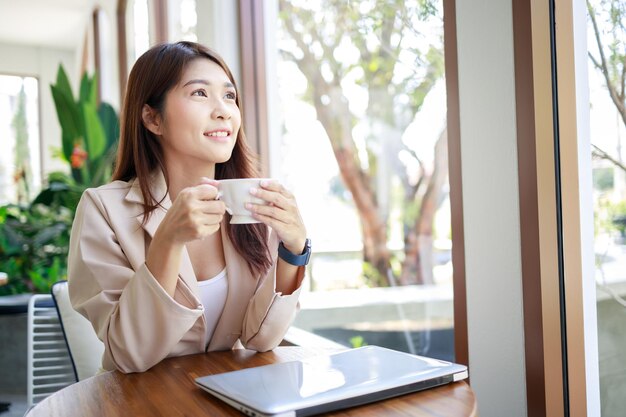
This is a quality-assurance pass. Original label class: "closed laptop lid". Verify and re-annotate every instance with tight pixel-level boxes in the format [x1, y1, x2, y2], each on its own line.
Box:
[195, 345, 468, 417]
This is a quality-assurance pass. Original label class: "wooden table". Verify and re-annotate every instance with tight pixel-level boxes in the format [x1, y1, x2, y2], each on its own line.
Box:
[26, 347, 477, 416]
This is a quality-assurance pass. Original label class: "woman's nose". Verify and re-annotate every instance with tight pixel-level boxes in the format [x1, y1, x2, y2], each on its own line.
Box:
[211, 99, 231, 120]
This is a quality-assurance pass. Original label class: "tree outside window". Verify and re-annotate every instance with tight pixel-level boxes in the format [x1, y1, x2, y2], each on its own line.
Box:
[276, 0, 448, 288]
[0, 75, 40, 206]
[272, 0, 454, 359]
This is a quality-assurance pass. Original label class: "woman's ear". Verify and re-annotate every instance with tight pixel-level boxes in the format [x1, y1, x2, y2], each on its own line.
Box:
[142, 104, 162, 135]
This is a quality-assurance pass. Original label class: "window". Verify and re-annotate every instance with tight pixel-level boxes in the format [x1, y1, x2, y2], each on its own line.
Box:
[587, 1, 626, 415]
[269, 0, 454, 360]
[129, 0, 150, 63]
[169, 0, 197, 42]
[0, 75, 40, 205]
[93, 8, 115, 105]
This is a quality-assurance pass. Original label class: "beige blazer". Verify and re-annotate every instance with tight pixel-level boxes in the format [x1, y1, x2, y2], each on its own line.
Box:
[67, 172, 303, 373]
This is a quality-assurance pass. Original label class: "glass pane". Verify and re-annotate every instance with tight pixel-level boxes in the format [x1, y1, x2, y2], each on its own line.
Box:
[587, 1, 626, 415]
[0, 75, 41, 205]
[131, 0, 150, 62]
[169, 0, 198, 42]
[272, 0, 453, 361]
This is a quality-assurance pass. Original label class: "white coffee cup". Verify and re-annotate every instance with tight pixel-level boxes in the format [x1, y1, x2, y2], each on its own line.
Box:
[218, 178, 271, 224]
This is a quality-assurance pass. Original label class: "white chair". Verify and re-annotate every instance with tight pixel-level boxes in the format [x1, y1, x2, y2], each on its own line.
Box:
[50, 280, 104, 381]
[26, 294, 75, 407]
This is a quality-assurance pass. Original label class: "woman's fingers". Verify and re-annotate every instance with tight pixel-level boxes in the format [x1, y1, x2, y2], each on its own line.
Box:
[195, 183, 220, 201]
[198, 199, 226, 215]
[261, 179, 293, 197]
[250, 182, 294, 210]
[247, 202, 291, 225]
[245, 180, 306, 249]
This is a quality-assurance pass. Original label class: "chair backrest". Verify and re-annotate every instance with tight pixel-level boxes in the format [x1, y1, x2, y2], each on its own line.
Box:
[51, 280, 105, 381]
[26, 294, 76, 407]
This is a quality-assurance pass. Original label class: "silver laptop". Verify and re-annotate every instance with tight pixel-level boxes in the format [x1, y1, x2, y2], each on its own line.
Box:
[195, 345, 468, 417]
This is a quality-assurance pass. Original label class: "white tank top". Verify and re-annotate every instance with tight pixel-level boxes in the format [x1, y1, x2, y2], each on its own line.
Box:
[196, 268, 228, 345]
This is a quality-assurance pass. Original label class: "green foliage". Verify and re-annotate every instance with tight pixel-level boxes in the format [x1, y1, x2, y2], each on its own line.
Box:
[610, 200, 626, 236]
[349, 335, 367, 348]
[362, 261, 387, 287]
[0, 204, 73, 295]
[31, 172, 85, 213]
[595, 198, 626, 237]
[593, 167, 615, 191]
[0, 65, 120, 295]
[50, 65, 119, 187]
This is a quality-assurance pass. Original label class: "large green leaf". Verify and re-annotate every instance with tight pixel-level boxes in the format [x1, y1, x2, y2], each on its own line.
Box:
[55, 65, 74, 101]
[60, 132, 75, 166]
[31, 179, 84, 211]
[33, 223, 67, 246]
[50, 85, 81, 160]
[81, 102, 106, 160]
[79, 72, 97, 109]
[98, 102, 120, 150]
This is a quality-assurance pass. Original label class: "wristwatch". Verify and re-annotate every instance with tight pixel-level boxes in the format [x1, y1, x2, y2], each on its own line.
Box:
[278, 239, 311, 266]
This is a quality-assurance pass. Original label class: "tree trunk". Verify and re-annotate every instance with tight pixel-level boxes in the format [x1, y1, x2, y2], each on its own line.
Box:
[310, 86, 392, 284]
[333, 148, 391, 283]
[401, 129, 448, 285]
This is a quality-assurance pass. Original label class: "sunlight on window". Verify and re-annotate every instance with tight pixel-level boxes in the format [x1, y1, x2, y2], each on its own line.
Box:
[276, 0, 449, 289]
[587, 1, 626, 414]
[273, 0, 454, 361]
[180, 0, 198, 41]
[0, 75, 40, 205]
[133, 0, 150, 61]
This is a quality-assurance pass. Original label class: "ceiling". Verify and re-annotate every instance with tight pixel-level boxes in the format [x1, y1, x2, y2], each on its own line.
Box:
[0, 0, 96, 50]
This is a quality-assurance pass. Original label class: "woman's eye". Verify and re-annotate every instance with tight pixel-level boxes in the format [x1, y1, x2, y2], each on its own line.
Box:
[225, 91, 237, 100]
[192, 90, 207, 97]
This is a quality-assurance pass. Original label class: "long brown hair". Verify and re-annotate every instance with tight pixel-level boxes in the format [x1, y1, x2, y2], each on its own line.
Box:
[113, 41, 271, 275]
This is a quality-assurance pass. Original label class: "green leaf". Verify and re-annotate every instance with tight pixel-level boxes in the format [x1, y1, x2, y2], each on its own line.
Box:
[51, 85, 81, 160]
[98, 102, 120, 150]
[81, 102, 106, 160]
[89, 73, 98, 106]
[33, 223, 67, 247]
[60, 132, 75, 165]
[79, 72, 97, 108]
[55, 65, 74, 101]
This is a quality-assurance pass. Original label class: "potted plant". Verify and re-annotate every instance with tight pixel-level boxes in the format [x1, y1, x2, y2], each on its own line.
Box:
[0, 64, 119, 296]
[0, 203, 72, 295]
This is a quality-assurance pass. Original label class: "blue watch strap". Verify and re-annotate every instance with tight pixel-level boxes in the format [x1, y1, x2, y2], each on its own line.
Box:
[278, 239, 311, 266]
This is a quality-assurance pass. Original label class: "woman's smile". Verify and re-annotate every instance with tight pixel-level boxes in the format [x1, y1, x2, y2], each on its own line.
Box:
[203, 129, 232, 143]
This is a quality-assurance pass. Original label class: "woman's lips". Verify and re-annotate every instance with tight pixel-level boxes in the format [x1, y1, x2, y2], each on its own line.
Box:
[204, 130, 232, 142]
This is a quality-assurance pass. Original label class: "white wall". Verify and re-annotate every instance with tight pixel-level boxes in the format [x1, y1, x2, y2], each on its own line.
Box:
[455, 2, 528, 416]
[0, 43, 76, 178]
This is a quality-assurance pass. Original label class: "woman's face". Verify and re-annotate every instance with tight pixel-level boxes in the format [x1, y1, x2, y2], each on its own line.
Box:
[156, 58, 241, 172]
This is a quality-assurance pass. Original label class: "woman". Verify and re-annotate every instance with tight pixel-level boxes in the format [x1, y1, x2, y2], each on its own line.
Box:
[67, 42, 310, 373]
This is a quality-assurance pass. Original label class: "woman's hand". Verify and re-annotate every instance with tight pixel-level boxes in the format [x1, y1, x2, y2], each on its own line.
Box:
[146, 178, 225, 296]
[158, 178, 226, 244]
[246, 180, 307, 254]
